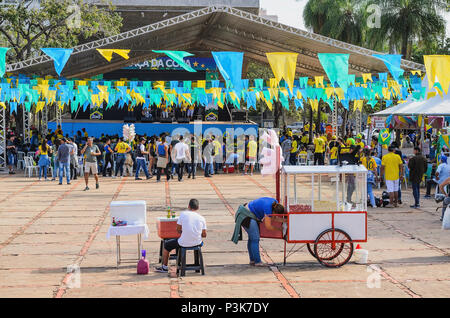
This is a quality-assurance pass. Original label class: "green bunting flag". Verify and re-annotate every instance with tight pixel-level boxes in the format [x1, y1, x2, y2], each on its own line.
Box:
[318, 53, 350, 93]
[0, 47, 9, 78]
[153, 50, 196, 73]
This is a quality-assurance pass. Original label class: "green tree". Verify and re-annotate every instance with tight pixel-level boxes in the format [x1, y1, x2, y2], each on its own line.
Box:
[365, 0, 447, 59]
[303, 0, 365, 46]
[0, 0, 122, 62]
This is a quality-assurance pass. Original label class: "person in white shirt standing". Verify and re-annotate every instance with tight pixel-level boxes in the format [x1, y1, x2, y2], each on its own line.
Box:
[156, 199, 207, 273]
[172, 135, 191, 182]
[135, 137, 152, 180]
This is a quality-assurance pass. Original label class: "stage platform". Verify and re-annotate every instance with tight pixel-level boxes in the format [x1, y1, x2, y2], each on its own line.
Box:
[48, 120, 259, 138]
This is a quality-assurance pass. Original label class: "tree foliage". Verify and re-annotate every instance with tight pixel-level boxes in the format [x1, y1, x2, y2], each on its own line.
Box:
[0, 0, 122, 62]
[301, 0, 447, 60]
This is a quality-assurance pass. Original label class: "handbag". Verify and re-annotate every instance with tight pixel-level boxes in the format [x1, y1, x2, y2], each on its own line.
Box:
[157, 156, 168, 168]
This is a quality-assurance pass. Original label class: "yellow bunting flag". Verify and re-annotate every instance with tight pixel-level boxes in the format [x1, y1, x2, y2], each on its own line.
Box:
[353, 100, 364, 112]
[315, 76, 324, 88]
[262, 94, 273, 111]
[197, 80, 206, 88]
[269, 78, 278, 89]
[309, 99, 319, 112]
[411, 70, 422, 76]
[334, 88, 345, 101]
[96, 49, 130, 62]
[0, 102, 5, 109]
[427, 92, 437, 99]
[424, 55, 450, 94]
[266, 52, 298, 93]
[36, 101, 45, 113]
[362, 73, 372, 83]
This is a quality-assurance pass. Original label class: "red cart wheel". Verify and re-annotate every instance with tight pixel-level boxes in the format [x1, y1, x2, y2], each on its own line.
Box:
[307, 243, 316, 259]
[313, 228, 353, 268]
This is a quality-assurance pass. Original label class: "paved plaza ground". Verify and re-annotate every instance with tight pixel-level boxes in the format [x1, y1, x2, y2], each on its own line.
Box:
[0, 171, 449, 298]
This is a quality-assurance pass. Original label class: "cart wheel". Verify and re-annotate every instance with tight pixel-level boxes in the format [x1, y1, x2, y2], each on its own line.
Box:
[307, 243, 317, 259]
[314, 229, 353, 268]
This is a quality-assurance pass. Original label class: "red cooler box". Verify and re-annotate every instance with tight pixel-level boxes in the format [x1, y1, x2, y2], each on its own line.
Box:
[156, 217, 181, 239]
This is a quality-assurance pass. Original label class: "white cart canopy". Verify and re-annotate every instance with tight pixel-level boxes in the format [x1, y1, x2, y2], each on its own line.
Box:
[373, 95, 450, 117]
[282, 165, 368, 174]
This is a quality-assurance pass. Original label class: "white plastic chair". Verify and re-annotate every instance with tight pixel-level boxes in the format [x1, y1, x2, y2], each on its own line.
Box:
[17, 151, 25, 170]
[24, 156, 38, 178]
[298, 154, 307, 166]
[307, 152, 314, 166]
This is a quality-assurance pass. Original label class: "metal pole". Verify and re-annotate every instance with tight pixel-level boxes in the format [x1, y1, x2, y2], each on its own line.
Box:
[22, 106, 31, 144]
[0, 107, 6, 170]
[276, 145, 281, 203]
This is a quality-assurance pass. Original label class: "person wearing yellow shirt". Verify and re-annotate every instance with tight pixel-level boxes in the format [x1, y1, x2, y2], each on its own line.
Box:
[244, 135, 258, 175]
[328, 136, 339, 165]
[304, 122, 316, 133]
[355, 134, 365, 159]
[313, 134, 325, 165]
[290, 136, 299, 165]
[212, 135, 222, 174]
[55, 125, 63, 139]
[82, 128, 88, 138]
[381, 146, 404, 207]
[361, 149, 379, 208]
[187, 104, 195, 119]
[161, 104, 168, 119]
[37, 140, 52, 181]
[114, 138, 131, 178]
[300, 132, 309, 146]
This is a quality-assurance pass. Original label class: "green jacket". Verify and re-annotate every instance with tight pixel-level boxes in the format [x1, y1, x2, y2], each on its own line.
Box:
[231, 205, 259, 244]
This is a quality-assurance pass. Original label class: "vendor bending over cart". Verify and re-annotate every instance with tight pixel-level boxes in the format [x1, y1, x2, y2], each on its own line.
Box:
[233, 197, 286, 266]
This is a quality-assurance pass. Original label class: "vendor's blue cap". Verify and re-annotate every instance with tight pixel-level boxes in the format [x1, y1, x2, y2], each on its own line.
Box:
[441, 155, 448, 163]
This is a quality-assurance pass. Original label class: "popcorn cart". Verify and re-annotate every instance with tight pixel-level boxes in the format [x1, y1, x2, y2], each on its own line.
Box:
[260, 165, 368, 268]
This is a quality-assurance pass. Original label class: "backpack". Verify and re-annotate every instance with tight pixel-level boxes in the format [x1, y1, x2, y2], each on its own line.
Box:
[137, 250, 149, 275]
[135, 144, 143, 157]
[158, 143, 166, 157]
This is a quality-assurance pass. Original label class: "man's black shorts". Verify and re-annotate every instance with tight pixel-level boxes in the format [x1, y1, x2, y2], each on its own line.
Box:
[164, 238, 180, 252]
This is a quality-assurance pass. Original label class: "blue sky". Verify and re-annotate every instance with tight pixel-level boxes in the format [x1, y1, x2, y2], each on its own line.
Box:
[260, 0, 450, 37]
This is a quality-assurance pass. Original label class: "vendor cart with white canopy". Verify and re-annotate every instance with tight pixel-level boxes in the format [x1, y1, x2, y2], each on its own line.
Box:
[260, 165, 368, 267]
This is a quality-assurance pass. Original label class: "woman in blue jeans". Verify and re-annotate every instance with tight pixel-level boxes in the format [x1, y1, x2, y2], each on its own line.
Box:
[244, 197, 285, 266]
[362, 149, 379, 208]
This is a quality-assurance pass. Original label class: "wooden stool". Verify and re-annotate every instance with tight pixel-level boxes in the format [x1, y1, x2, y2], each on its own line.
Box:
[176, 245, 205, 277]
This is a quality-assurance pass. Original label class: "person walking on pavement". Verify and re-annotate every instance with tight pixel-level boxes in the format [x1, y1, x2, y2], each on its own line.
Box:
[381, 146, 404, 208]
[114, 137, 131, 178]
[57, 138, 71, 185]
[172, 135, 191, 181]
[6, 135, 16, 174]
[103, 138, 114, 177]
[408, 147, 427, 208]
[80, 137, 101, 191]
[135, 137, 152, 180]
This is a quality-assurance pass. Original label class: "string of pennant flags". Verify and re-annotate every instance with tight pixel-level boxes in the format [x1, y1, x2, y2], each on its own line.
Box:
[0, 47, 448, 115]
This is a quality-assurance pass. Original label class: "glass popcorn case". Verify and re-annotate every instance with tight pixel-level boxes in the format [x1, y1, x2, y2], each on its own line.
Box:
[260, 165, 368, 268]
[281, 165, 368, 213]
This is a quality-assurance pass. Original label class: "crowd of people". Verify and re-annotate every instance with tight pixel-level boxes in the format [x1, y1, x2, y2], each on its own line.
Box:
[279, 123, 450, 213]
[3, 125, 260, 189]
[4, 122, 450, 216]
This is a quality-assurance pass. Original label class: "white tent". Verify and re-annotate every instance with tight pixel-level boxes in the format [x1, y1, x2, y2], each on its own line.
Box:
[373, 95, 450, 117]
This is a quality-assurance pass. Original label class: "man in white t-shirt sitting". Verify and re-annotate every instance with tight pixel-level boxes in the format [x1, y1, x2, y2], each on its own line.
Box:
[156, 199, 206, 273]
[172, 135, 191, 182]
